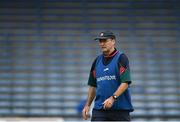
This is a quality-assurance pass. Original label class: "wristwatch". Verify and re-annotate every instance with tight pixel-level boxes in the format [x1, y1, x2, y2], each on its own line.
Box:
[112, 95, 118, 101]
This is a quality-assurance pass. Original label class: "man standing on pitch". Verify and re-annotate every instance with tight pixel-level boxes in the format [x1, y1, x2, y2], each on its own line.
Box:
[82, 31, 134, 121]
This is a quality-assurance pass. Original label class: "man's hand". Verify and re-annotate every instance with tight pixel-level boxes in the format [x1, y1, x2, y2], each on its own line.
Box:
[82, 105, 90, 120]
[103, 96, 115, 109]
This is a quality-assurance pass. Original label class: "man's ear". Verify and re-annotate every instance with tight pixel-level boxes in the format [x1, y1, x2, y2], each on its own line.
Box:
[112, 39, 115, 45]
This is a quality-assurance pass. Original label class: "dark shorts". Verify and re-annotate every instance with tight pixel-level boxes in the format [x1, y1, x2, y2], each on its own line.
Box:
[91, 109, 131, 121]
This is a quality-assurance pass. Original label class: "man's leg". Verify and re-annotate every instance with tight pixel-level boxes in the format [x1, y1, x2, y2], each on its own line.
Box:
[91, 109, 107, 121]
[107, 110, 131, 121]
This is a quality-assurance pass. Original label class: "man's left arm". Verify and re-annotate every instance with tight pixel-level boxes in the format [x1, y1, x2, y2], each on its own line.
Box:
[103, 83, 129, 109]
[103, 53, 131, 109]
[114, 53, 132, 96]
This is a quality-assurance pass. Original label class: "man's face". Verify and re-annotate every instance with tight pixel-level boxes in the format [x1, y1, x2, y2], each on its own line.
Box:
[99, 38, 115, 53]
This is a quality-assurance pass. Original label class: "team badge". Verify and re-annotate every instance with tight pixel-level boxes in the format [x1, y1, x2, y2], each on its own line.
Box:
[100, 32, 104, 36]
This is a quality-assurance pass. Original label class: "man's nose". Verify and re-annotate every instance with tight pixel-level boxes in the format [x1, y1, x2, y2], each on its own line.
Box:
[99, 42, 105, 45]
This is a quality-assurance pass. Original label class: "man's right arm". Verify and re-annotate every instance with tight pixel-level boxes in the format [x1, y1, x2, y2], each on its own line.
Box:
[82, 86, 96, 120]
[85, 86, 96, 106]
[82, 58, 97, 120]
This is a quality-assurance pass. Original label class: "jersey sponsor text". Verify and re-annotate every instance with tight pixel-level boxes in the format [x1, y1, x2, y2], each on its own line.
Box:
[97, 75, 116, 82]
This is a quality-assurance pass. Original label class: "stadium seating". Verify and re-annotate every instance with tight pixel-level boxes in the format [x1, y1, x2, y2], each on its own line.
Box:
[0, 0, 179, 121]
